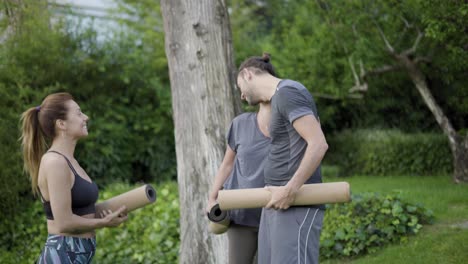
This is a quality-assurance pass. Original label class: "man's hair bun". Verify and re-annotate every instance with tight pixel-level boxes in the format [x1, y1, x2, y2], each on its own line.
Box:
[261, 52, 271, 63]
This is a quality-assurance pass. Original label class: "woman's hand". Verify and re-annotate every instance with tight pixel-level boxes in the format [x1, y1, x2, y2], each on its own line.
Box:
[100, 206, 128, 227]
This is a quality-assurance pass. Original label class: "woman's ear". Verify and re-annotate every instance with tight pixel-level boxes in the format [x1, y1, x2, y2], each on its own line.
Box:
[55, 119, 66, 130]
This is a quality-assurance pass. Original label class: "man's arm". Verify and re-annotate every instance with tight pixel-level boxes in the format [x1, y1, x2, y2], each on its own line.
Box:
[266, 114, 328, 210]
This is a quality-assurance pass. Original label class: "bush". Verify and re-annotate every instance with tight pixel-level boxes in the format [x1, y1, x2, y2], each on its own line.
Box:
[0, 199, 47, 263]
[0, 181, 180, 264]
[0, 83, 31, 222]
[325, 129, 452, 176]
[320, 192, 434, 259]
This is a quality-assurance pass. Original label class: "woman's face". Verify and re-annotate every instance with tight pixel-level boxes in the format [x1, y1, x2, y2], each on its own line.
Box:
[63, 100, 89, 139]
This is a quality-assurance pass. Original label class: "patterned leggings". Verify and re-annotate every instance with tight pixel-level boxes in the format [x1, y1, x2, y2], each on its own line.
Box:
[37, 234, 96, 264]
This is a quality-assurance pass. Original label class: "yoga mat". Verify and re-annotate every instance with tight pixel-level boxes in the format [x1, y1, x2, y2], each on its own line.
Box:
[217, 182, 350, 210]
[207, 204, 230, 234]
[95, 184, 157, 217]
[207, 204, 228, 222]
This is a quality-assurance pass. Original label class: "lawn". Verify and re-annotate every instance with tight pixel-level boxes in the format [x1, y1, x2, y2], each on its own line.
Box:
[321, 174, 468, 264]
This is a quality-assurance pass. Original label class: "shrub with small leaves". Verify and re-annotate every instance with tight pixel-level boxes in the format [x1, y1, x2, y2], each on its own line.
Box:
[320, 192, 434, 259]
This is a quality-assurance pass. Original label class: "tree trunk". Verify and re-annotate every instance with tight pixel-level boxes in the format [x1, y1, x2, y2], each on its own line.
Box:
[453, 135, 468, 183]
[397, 54, 468, 183]
[160, 0, 240, 263]
[0, 0, 23, 43]
[1, 0, 51, 43]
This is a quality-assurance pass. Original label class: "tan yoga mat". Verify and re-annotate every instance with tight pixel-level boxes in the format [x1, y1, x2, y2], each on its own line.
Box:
[95, 184, 157, 217]
[217, 182, 350, 210]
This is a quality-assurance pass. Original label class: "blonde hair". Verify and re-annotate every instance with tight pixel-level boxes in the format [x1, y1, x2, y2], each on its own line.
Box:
[20, 92, 73, 195]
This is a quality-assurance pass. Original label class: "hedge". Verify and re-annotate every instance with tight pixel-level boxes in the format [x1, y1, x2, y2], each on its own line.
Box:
[324, 129, 452, 176]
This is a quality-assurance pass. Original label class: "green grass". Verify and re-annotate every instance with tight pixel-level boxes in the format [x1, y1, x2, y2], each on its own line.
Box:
[321, 173, 468, 264]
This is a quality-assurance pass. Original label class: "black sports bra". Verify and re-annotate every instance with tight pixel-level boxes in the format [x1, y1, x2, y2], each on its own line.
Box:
[40, 151, 99, 220]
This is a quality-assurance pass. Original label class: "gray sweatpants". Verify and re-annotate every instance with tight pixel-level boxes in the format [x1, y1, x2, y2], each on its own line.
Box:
[258, 207, 324, 264]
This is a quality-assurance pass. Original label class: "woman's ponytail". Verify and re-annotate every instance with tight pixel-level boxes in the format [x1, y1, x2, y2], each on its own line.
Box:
[20, 92, 74, 195]
[20, 106, 47, 195]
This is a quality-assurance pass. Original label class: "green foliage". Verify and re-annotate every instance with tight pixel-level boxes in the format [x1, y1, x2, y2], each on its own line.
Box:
[0, 0, 59, 236]
[0, 1, 175, 188]
[325, 130, 452, 176]
[228, 0, 273, 67]
[320, 192, 434, 259]
[0, 199, 47, 263]
[0, 182, 180, 264]
[228, 0, 467, 133]
[0, 1, 175, 235]
[420, 0, 468, 81]
[0, 82, 30, 220]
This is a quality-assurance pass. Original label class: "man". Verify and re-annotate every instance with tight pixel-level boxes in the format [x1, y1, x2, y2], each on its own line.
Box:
[236, 53, 328, 264]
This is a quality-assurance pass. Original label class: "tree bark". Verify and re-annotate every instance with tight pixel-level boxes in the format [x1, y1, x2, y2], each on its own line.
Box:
[160, 0, 240, 263]
[396, 54, 468, 183]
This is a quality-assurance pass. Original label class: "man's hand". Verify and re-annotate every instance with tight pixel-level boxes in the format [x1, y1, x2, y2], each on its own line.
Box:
[265, 185, 298, 210]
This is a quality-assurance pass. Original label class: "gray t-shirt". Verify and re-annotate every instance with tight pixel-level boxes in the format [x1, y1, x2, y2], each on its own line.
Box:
[264, 79, 323, 188]
[223, 112, 271, 227]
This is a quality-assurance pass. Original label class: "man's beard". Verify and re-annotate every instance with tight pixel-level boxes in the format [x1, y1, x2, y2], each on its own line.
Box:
[246, 94, 260, 106]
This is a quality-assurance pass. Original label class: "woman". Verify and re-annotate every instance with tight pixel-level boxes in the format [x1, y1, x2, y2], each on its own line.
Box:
[206, 53, 275, 264]
[21, 92, 127, 263]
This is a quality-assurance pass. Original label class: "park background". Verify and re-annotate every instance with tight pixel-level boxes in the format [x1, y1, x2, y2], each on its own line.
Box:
[0, 0, 467, 263]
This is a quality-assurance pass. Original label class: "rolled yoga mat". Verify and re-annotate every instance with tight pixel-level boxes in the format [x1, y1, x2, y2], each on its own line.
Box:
[207, 204, 230, 234]
[95, 184, 157, 217]
[217, 182, 351, 210]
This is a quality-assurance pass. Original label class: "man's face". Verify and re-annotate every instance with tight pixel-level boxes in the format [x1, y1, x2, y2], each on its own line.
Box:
[237, 69, 260, 106]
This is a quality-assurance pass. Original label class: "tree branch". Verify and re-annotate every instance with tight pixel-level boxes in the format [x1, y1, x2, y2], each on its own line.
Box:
[348, 57, 368, 93]
[399, 15, 413, 29]
[403, 30, 424, 56]
[366, 64, 400, 75]
[359, 59, 366, 79]
[372, 18, 395, 53]
[348, 57, 360, 85]
[349, 83, 368, 93]
[348, 63, 400, 94]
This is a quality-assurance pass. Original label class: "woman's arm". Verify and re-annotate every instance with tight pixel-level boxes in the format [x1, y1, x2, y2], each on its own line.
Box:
[206, 146, 236, 212]
[44, 156, 127, 234]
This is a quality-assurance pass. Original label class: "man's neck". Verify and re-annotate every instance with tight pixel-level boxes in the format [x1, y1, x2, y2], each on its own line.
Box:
[257, 75, 282, 102]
